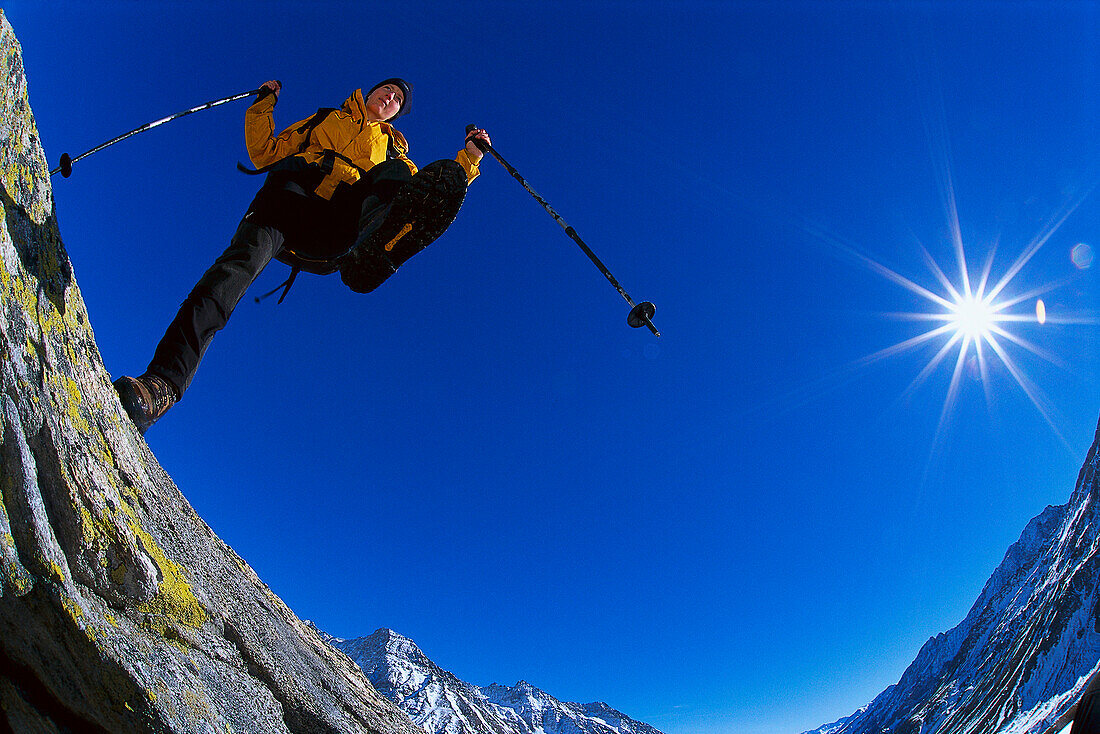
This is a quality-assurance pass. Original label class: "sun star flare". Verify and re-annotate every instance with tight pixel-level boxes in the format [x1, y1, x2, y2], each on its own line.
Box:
[949, 292, 1000, 340]
[863, 233, 1079, 452]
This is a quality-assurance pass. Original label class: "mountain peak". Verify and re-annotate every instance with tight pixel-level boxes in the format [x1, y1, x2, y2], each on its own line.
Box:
[370, 626, 410, 642]
[324, 627, 666, 734]
[367, 627, 427, 660]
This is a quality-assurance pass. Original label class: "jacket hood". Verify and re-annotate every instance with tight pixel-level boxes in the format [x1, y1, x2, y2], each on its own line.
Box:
[344, 89, 408, 153]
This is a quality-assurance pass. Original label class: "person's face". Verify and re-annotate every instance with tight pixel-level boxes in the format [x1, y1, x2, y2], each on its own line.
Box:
[365, 84, 404, 121]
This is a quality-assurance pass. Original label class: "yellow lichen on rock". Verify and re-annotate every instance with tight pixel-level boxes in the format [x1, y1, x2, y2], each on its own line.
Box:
[0, 530, 32, 597]
[59, 588, 85, 627]
[0, 41, 50, 223]
[46, 559, 67, 585]
[0, 248, 11, 299]
[0, 11, 423, 732]
[58, 372, 91, 432]
[184, 689, 213, 723]
[1, 242, 41, 320]
[128, 518, 207, 631]
[72, 486, 208, 634]
[78, 506, 99, 547]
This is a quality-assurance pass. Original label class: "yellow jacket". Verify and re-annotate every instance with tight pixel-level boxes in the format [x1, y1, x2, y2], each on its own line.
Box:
[244, 89, 480, 201]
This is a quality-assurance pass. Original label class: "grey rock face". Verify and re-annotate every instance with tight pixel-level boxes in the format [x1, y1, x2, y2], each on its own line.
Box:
[802, 416, 1100, 734]
[332, 628, 664, 734]
[0, 11, 421, 734]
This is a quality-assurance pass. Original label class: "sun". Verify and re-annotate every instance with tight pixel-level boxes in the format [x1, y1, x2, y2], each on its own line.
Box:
[785, 205, 1091, 457]
[948, 292, 998, 341]
[851, 228, 1090, 453]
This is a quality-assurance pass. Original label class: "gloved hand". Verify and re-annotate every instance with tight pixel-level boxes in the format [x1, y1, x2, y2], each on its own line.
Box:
[257, 79, 282, 101]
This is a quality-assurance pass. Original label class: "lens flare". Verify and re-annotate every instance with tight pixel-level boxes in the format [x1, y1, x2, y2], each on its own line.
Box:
[844, 224, 1098, 459]
[1072, 243, 1094, 269]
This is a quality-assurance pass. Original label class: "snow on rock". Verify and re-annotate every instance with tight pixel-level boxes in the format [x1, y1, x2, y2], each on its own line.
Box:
[328, 628, 665, 734]
[802, 415, 1100, 734]
[801, 706, 869, 734]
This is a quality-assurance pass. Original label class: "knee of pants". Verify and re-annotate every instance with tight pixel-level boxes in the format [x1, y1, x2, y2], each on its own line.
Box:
[371, 158, 414, 182]
[363, 160, 413, 199]
[233, 221, 285, 261]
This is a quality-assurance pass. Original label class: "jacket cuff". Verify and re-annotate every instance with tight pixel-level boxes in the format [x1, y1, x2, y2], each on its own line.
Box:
[456, 149, 481, 184]
[247, 92, 277, 114]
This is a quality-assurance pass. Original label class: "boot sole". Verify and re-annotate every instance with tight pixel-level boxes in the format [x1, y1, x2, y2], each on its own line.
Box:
[339, 160, 467, 293]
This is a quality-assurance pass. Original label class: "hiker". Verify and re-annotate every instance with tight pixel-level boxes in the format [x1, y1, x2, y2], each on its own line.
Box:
[113, 78, 490, 433]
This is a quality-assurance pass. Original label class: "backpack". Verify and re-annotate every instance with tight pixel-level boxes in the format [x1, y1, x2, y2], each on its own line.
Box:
[240, 108, 404, 301]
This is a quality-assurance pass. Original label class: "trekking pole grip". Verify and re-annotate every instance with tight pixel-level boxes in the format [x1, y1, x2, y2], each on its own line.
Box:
[465, 124, 490, 152]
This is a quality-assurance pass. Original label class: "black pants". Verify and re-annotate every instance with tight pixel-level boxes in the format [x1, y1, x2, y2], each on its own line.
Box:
[145, 218, 284, 398]
[145, 159, 412, 399]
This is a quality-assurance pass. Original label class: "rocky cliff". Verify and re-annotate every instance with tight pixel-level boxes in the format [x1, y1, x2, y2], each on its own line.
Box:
[0, 11, 421, 733]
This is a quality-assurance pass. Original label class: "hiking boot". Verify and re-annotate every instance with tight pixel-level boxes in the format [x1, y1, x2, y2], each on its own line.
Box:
[339, 159, 467, 294]
[113, 373, 177, 434]
[357, 194, 391, 234]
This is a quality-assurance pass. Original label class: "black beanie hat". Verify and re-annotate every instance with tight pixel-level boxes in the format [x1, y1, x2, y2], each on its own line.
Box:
[368, 78, 412, 120]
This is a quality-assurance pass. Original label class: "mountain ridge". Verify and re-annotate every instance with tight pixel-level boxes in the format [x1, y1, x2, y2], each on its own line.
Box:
[324, 625, 664, 734]
[802, 416, 1100, 734]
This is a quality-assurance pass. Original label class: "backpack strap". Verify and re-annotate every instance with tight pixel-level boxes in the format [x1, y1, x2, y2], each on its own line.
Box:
[295, 108, 338, 153]
[237, 108, 340, 175]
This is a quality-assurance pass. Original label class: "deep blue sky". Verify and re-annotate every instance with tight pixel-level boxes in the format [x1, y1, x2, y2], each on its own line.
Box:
[8, 2, 1100, 733]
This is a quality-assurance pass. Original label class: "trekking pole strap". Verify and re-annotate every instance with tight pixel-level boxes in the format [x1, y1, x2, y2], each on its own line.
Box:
[254, 268, 300, 305]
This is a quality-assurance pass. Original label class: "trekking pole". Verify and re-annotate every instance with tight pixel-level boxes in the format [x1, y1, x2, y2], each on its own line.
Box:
[50, 87, 266, 178]
[466, 125, 660, 337]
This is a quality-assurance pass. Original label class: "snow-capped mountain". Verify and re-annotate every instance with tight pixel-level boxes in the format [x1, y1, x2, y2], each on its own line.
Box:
[803, 415, 1100, 734]
[801, 707, 867, 734]
[320, 626, 663, 734]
